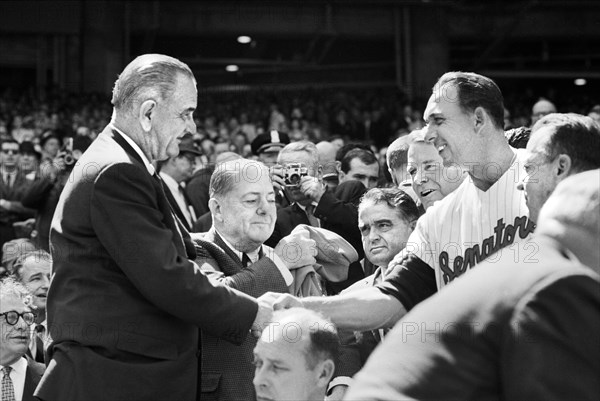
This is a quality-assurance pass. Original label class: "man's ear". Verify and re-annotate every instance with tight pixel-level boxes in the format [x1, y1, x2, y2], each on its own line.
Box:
[473, 107, 487, 134]
[139, 100, 157, 132]
[316, 359, 335, 388]
[208, 198, 222, 222]
[555, 154, 572, 179]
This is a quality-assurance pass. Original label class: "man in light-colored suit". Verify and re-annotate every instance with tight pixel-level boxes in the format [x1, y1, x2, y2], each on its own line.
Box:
[194, 158, 316, 400]
[35, 54, 272, 401]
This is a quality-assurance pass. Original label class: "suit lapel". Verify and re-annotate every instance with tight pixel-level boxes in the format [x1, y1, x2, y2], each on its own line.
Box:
[162, 181, 193, 232]
[109, 128, 196, 259]
[194, 230, 243, 276]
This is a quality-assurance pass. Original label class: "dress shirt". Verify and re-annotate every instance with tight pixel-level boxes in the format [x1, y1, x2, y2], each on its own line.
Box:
[215, 229, 293, 285]
[1, 357, 27, 401]
[109, 124, 155, 176]
[159, 173, 195, 227]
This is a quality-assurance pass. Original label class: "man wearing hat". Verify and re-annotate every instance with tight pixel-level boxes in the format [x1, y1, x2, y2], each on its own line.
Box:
[19, 141, 41, 181]
[158, 142, 202, 231]
[251, 130, 290, 166]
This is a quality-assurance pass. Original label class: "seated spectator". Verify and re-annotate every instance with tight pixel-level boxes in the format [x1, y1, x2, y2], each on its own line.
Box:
[250, 130, 290, 167]
[345, 169, 600, 401]
[12, 251, 52, 363]
[18, 142, 41, 181]
[339, 148, 379, 190]
[530, 98, 557, 127]
[315, 141, 339, 190]
[0, 277, 45, 400]
[192, 158, 305, 401]
[329, 188, 421, 399]
[253, 308, 339, 401]
[1, 139, 35, 257]
[0, 238, 36, 278]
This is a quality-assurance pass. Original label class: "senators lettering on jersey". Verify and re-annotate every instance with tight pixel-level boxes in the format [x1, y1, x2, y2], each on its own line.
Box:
[439, 216, 535, 284]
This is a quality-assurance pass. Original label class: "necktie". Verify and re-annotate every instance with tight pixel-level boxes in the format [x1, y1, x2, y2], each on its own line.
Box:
[241, 253, 251, 268]
[1, 366, 15, 401]
[305, 205, 320, 227]
[35, 325, 45, 363]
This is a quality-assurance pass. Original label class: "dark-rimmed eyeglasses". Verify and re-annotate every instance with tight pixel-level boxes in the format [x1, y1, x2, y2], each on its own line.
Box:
[0, 311, 36, 326]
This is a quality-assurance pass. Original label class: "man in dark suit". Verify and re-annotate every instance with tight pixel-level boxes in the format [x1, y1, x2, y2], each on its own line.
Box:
[0, 139, 35, 259]
[193, 158, 315, 401]
[158, 142, 201, 231]
[34, 54, 271, 401]
[0, 277, 45, 401]
[266, 141, 367, 293]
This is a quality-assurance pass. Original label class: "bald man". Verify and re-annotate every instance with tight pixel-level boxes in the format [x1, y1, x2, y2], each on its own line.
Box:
[346, 169, 600, 401]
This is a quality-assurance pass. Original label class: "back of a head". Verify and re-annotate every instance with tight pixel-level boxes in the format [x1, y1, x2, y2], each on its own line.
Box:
[386, 130, 424, 171]
[111, 54, 194, 114]
[537, 169, 600, 271]
[532, 113, 600, 174]
[341, 148, 379, 174]
[209, 158, 267, 199]
[435, 71, 505, 130]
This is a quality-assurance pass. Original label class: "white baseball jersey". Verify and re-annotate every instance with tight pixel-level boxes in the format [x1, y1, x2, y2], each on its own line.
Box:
[397, 148, 534, 289]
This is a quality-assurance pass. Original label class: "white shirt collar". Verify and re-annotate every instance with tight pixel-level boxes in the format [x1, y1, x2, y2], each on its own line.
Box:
[159, 172, 180, 193]
[110, 123, 155, 176]
[214, 229, 261, 263]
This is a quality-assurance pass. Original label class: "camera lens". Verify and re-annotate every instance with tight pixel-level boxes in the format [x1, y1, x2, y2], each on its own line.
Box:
[288, 173, 301, 185]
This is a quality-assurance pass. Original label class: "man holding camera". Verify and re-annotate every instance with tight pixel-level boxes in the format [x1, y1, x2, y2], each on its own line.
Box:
[21, 136, 91, 251]
[266, 141, 366, 293]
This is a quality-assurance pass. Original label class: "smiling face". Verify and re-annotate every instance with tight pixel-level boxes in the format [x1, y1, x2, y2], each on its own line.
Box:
[0, 293, 31, 365]
[150, 74, 197, 161]
[212, 163, 276, 252]
[423, 84, 478, 168]
[407, 141, 465, 210]
[18, 256, 52, 313]
[358, 201, 414, 268]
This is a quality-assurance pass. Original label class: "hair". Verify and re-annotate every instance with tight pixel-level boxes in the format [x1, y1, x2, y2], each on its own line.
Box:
[504, 126, 531, 149]
[209, 158, 269, 198]
[269, 308, 339, 370]
[532, 113, 600, 173]
[277, 141, 319, 167]
[359, 187, 422, 224]
[435, 71, 504, 130]
[0, 276, 30, 303]
[335, 143, 373, 162]
[340, 148, 378, 174]
[1, 138, 19, 148]
[12, 250, 52, 281]
[386, 130, 425, 171]
[111, 54, 195, 113]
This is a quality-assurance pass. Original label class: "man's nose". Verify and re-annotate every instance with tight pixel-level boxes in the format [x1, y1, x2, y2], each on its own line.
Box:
[424, 124, 437, 143]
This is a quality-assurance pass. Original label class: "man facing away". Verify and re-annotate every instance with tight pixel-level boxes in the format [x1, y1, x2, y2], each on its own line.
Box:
[35, 54, 271, 401]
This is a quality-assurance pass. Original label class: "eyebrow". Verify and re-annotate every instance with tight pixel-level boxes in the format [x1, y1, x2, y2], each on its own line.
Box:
[424, 112, 443, 123]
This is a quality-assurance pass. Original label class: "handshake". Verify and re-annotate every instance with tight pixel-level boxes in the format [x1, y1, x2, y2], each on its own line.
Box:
[251, 291, 305, 338]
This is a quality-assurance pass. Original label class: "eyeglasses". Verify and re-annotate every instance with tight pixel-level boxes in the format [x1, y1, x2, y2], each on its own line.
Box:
[0, 311, 36, 326]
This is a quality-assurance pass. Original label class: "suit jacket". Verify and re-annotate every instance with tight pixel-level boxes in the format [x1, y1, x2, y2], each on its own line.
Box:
[0, 169, 35, 250]
[35, 127, 258, 401]
[185, 166, 214, 218]
[346, 237, 600, 401]
[193, 229, 289, 401]
[23, 356, 45, 401]
[161, 178, 195, 232]
[265, 181, 367, 294]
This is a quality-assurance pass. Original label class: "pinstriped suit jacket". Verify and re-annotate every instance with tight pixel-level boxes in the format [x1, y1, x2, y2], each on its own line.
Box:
[193, 229, 289, 401]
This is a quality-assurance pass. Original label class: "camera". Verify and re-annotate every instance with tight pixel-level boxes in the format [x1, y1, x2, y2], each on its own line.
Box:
[283, 163, 308, 187]
[60, 138, 75, 166]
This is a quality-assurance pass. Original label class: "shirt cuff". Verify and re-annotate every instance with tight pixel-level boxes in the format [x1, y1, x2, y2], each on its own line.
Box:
[265, 249, 294, 286]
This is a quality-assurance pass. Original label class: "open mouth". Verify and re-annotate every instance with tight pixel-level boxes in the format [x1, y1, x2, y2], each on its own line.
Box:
[421, 189, 435, 197]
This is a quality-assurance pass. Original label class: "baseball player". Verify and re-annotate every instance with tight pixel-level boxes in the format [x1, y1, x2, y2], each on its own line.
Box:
[265, 72, 534, 335]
